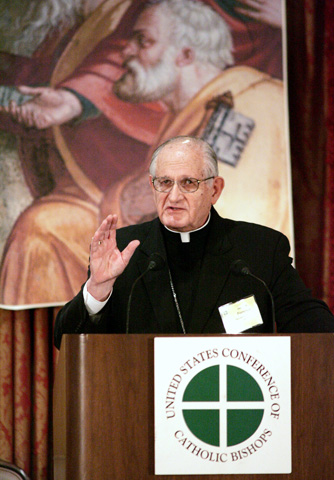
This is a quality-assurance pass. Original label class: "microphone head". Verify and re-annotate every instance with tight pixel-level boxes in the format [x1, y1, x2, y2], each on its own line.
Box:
[148, 252, 165, 271]
[230, 259, 251, 276]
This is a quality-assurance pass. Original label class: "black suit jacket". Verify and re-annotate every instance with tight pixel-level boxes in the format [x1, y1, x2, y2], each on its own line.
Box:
[54, 209, 334, 348]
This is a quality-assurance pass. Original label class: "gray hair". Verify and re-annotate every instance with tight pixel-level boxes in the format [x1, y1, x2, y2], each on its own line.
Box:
[149, 136, 219, 178]
[146, 0, 234, 70]
[0, 0, 84, 55]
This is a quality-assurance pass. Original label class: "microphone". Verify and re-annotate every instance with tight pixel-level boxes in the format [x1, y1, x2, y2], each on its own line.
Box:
[230, 259, 276, 333]
[230, 259, 251, 276]
[126, 253, 165, 333]
[147, 252, 165, 272]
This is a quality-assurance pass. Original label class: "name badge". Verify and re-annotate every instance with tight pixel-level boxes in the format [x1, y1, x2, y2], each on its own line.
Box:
[219, 295, 263, 334]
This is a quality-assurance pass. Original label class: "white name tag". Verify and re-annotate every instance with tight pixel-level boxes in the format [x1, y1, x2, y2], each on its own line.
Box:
[219, 295, 263, 334]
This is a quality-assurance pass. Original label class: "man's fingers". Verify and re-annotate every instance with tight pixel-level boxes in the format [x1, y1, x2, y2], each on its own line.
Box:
[102, 214, 118, 232]
[17, 85, 42, 95]
[121, 240, 140, 266]
[92, 214, 118, 244]
[8, 100, 18, 116]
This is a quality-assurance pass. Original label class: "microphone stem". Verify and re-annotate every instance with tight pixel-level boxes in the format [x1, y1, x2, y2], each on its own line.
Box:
[126, 268, 149, 334]
[248, 272, 276, 333]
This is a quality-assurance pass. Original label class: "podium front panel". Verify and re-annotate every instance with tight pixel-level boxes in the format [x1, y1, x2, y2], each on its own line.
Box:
[53, 333, 334, 479]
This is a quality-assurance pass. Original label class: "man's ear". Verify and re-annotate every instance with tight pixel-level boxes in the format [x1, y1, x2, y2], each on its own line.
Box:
[175, 47, 195, 67]
[149, 175, 155, 192]
[211, 176, 225, 205]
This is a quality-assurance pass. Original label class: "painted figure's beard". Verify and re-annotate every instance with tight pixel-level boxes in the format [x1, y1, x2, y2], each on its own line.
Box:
[113, 45, 178, 103]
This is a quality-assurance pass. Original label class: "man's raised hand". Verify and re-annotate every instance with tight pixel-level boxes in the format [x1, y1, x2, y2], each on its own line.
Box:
[87, 214, 140, 301]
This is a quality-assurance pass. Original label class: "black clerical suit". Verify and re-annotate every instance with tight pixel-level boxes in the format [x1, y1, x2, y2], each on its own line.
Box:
[54, 208, 334, 349]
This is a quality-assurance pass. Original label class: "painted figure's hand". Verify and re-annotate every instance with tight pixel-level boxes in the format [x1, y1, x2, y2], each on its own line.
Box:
[235, 0, 282, 29]
[0, 86, 83, 129]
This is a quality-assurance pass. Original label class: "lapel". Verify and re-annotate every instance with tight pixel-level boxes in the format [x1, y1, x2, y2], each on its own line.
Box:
[132, 211, 247, 333]
[188, 209, 236, 333]
[135, 218, 180, 332]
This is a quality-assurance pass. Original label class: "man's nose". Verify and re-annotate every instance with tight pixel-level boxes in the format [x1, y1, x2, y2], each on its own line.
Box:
[123, 39, 138, 58]
[168, 182, 183, 201]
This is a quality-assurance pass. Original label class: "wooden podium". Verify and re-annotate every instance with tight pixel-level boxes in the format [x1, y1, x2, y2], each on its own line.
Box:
[53, 334, 334, 479]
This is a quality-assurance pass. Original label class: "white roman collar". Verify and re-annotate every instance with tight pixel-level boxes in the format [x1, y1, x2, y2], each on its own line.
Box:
[164, 212, 211, 243]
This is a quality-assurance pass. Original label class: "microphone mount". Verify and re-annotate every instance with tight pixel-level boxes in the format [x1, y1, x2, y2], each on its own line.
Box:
[126, 253, 165, 334]
[230, 259, 276, 333]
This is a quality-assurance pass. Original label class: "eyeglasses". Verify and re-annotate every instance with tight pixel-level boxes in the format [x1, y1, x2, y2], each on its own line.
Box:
[152, 176, 215, 193]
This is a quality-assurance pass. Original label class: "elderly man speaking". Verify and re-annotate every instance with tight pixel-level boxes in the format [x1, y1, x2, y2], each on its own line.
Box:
[54, 136, 334, 348]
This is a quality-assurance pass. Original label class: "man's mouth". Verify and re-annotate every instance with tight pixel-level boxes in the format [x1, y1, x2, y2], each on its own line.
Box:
[123, 58, 138, 74]
[166, 206, 184, 212]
